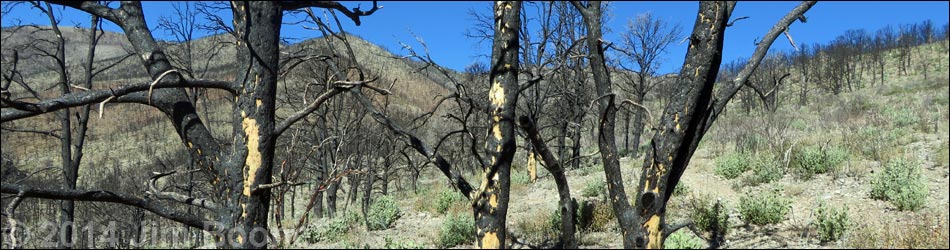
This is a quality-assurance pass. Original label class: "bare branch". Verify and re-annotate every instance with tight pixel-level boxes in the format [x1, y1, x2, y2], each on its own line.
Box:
[1, 183, 215, 231]
[348, 87, 475, 199]
[618, 99, 655, 131]
[727, 16, 750, 27]
[280, 1, 382, 26]
[146, 170, 221, 211]
[2, 78, 235, 122]
[4, 191, 25, 248]
[0, 126, 62, 139]
[784, 29, 799, 51]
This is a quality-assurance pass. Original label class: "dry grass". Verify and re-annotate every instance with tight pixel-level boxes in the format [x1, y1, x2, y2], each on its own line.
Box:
[847, 209, 949, 249]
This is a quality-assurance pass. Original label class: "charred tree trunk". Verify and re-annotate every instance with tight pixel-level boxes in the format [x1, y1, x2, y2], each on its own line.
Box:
[630, 92, 647, 158]
[518, 116, 576, 249]
[43, 3, 77, 246]
[573, 2, 639, 248]
[225, 2, 281, 247]
[472, 1, 521, 248]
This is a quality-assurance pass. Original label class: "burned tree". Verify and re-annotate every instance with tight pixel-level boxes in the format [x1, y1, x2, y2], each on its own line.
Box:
[1, 1, 380, 248]
[616, 12, 682, 157]
[571, 1, 815, 248]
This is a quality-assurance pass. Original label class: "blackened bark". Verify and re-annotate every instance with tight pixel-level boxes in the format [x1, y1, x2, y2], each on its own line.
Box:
[633, 3, 731, 247]
[473, 1, 521, 248]
[571, 1, 638, 247]
[228, 2, 281, 247]
[631, 2, 815, 248]
[631, 93, 646, 158]
[39, 2, 77, 247]
[518, 116, 576, 249]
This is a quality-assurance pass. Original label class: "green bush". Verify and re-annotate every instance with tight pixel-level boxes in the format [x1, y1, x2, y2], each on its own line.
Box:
[793, 144, 849, 180]
[435, 189, 466, 215]
[367, 195, 401, 231]
[303, 211, 361, 243]
[549, 207, 562, 233]
[687, 195, 729, 239]
[815, 202, 850, 242]
[439, 213, 475, 248]
[714, 152, 751, 179]
[870, 158, 927, 211]
[664, 230, 704, 249]
[512, 171, 530, 185]
[739, 188, 791, 225]
[742, 153, 784, 186]
[673, 184, 690, 196]
[581, 180, 606, 198]
[884, 107, 920, 128]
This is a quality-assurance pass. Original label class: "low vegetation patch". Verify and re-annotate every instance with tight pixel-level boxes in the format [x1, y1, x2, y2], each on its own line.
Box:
[577, 199, 616, 232]
[367, 195, 401, 231]
[792, 143, 849, 180]
[869, 157, 927, 211]
[742, 153, 785, 186]
[848, 211, 949, 249]
[664, 230, 704, 249]
[383, 236, 425, 249]
[581, 180, 606, 198]
[438, 213, 476, 248]
[815, 201, 850, 242]
[686, 194, 729, 242]
[435, 189, 467, 215]
[303, 211, 361, 243]
[739, 188, 791, 225]
[714, 152, 751, 179]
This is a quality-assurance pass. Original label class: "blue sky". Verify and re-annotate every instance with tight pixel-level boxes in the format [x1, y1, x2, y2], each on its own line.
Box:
[3, 1, 948, 74]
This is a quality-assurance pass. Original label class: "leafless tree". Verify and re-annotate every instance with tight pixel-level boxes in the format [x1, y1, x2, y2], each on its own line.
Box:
[571, 1, 815, 248]
[1, 1, 381, 248]
[616, 12, 682, 157]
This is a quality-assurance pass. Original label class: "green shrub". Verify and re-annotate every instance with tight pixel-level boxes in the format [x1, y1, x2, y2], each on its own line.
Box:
[581, 180, 606, 198]
[870, 158, 927, 211]
[303, 211, 361, 243]
[815, 201, 850, 242]
[435, 189, 466, 215]
[686, 195, 729, 241]
[383, 236, 425, 249]
[664, 230, 704, 249]
[673, 184, 689, 196]
[549, 207, 563, 234]
[742, 153, 784, 186]
[512, 171, 530, 185]
[793, 144, 849, 180]
[739, 188, 791, 225]
[367, 195, 401, 231]
[714, 152, 750, 179]
[439, 213, 475, 248]
[884, 107, 920, 128]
